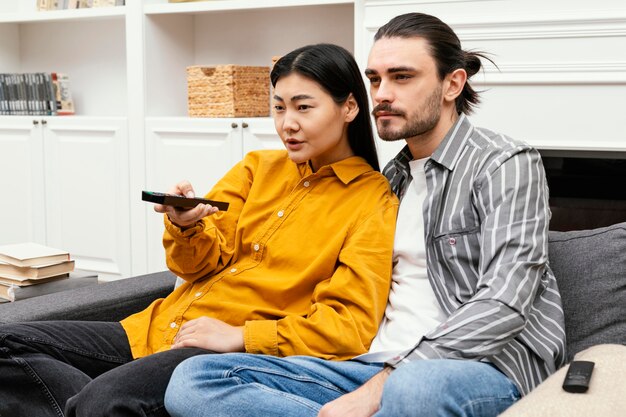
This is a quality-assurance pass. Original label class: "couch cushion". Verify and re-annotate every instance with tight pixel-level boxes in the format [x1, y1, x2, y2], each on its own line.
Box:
[548, 222, 626, 361]
[500, 344, 626, 416]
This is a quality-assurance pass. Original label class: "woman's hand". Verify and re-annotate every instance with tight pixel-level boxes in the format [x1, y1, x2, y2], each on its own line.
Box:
[171, 316, 245, 353]
[154, 180, 218, 228]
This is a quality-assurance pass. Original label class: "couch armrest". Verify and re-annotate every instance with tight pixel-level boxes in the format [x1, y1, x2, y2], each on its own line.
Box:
[500, 344, 626, 417]
[0, 271, 176, 323]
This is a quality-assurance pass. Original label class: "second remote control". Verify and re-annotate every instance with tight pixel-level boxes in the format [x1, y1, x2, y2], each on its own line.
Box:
[562, 360, 594, 393]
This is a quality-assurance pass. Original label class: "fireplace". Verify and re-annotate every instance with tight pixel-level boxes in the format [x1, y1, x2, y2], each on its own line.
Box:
[541, 153, 626, 231]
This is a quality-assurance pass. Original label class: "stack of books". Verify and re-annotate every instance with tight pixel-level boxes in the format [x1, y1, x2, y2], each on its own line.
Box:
[0, 72, 74, 116]
[0, 242, 97, 303]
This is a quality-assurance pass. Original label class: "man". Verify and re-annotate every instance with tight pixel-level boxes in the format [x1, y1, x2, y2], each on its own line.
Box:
[163, 12, 566, 417]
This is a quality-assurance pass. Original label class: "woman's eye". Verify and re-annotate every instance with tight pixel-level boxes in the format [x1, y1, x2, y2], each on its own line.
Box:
[273, 105, 285, 112]
[298, 104, 311, 111]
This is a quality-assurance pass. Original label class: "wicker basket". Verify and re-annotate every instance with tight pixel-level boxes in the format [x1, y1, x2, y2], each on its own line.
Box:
[187, 65, 270, 118]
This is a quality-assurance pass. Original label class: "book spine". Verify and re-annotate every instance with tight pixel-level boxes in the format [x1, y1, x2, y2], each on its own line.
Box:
[20, 74, 28, 115]
[56, 73, 75, 115]
[26, 73, 35, 115]
[9, 74, 17, 115]
[0, 74, 6, 115]
[37, 0, 50, 11]
[44, 73, 57, 116]
[13, 74, 23, 115]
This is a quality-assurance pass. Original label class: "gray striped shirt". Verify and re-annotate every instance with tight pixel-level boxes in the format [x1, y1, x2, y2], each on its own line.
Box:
[384, 114, 566, 395]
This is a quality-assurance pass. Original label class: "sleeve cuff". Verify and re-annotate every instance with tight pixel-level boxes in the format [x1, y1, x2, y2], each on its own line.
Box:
[164, 215, 204, 240]
[244, 320, 278, 356]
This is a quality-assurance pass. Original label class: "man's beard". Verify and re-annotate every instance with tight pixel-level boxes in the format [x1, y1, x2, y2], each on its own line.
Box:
[374, 86, 442, 142]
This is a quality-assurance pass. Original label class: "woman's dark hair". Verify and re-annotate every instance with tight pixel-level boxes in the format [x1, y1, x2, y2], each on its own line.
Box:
[271, 43, 380, 171]
[375, 13, 492, 115]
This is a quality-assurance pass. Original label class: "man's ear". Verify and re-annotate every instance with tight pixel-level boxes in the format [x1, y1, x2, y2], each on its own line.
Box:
[443, 68, 467, 103]
[344, 94, 359, 123]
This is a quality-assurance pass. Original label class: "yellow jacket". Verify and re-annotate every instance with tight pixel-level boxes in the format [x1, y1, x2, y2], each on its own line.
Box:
[121, 150, 398, 360]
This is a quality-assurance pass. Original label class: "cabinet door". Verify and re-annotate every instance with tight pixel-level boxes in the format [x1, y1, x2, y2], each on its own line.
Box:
[43, 117, 131, 281]
[242, 118, 283, 155]
[145, 117, 242, 272]
[0, 117, 46, 245]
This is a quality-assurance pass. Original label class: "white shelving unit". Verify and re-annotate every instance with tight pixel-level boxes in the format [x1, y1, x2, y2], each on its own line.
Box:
[0, 0, 355, 278]
[5, 0, 622, 278]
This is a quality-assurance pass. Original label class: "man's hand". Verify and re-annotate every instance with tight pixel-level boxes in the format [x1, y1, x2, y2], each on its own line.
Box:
[171, 316, 245, 352]
[318, 368, 391, 417]
[154, 180, 218, 228]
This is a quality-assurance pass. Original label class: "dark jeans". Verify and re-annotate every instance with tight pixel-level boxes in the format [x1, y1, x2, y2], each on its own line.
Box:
[0, 321, 209, 417]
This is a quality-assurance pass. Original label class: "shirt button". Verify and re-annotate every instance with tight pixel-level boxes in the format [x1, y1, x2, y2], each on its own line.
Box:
[449, 237, 456, 245]
[303, 181, 310, 187]
[277, 210, 284, 218]
[195, 292, 202, 297]
[170, 322, 177, 329]
[230, 268, 237, 273]
[253, 244, 260, 251]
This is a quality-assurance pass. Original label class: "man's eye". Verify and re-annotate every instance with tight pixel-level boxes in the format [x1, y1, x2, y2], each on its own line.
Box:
[395, 74, 411, 81]
[368, 77, 380, 85]
[273, 105, 285, 112]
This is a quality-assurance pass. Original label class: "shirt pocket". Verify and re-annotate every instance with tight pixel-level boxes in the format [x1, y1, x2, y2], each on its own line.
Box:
[431, 226, 481, 302]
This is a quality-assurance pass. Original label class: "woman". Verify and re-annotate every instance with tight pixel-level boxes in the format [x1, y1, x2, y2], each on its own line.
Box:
[0, 43, 397, 417]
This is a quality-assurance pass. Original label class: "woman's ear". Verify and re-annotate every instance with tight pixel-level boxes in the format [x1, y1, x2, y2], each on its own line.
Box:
[343, 94, 359, 123]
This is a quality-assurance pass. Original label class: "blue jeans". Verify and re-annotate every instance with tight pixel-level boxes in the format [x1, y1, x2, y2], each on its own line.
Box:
[165, 354, 520, 417]
[0, 321, 208, 417]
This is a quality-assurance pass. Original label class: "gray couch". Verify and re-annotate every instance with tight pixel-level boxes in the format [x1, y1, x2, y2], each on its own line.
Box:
[0, 270, 176, 323]
[1, 222, 625, 412]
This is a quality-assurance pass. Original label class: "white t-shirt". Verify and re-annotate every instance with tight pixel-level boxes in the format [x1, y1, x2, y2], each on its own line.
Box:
[357, 157, 447, 362]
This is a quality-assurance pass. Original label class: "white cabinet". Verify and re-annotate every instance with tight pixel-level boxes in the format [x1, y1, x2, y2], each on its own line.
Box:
[0, 1, 354, 278]
[42, 117, 131, 281]
[144, 117, 282, 272]
[0, 117, 45, 245]
[0, 116, 131, 280]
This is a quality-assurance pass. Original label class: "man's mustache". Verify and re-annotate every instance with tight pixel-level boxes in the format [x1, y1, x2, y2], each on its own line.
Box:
[371, 103, 404, 117]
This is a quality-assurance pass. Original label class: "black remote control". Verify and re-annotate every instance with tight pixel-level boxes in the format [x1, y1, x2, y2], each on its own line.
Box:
[142, 191, 229, 211]
[562, 360, 594, 393]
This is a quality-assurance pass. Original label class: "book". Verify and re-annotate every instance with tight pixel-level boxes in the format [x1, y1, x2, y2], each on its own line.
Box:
[0, 273, 69, 287]
[51, 72, 75, 115]
[0, 260, 75, 282]
[0, 242, 71, 268]
[0, 271, 98, 302]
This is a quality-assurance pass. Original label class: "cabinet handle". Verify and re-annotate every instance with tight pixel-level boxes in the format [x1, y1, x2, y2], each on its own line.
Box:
[242, 122, 249, 128]
[33, 120, 39, 125]
[42, 119, 47, 125]
[231, 123, 238, 128]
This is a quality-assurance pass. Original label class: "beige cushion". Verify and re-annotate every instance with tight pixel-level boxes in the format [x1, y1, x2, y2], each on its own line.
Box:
[500, 344, 626, 417]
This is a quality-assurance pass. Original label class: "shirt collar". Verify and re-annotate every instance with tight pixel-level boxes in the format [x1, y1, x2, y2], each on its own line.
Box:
[429, 113, 474, 172]
[298, 156, 374, 185]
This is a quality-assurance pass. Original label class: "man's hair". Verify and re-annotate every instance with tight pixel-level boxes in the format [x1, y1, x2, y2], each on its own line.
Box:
[375, 12, 491, 115]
